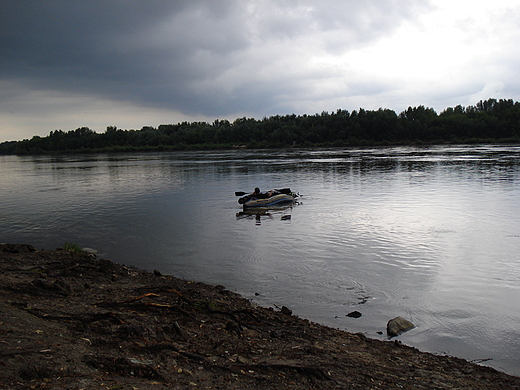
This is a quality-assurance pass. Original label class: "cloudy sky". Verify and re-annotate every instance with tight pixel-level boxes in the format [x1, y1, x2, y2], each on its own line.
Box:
[1, 0, 520, 142]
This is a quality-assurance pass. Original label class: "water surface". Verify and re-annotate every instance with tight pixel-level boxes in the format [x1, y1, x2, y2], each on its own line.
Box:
[2, 145, 519, 375]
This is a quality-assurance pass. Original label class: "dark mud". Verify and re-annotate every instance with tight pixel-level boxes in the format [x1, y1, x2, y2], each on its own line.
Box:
[1, 244, 519, 389]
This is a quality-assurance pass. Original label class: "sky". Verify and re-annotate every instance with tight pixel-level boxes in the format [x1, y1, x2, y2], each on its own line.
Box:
[1, 0, 520, 142]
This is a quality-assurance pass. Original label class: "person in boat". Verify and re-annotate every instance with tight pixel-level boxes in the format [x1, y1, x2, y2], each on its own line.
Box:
[251, 187, 276, 199]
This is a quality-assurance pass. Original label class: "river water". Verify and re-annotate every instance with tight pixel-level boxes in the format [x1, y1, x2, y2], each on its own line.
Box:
[2, 145, 520, 375]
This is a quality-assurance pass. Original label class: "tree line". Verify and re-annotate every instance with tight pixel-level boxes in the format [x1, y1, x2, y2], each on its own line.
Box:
[1, 98, 519, 155]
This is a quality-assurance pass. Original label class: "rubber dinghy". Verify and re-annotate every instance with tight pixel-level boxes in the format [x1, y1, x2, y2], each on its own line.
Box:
[238, 188, 297, 208]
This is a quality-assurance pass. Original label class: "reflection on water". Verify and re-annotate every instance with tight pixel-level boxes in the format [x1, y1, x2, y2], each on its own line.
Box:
[236, 210, 290, 225]
[236, 202, 298, 225]
[2, 145, 520, 375]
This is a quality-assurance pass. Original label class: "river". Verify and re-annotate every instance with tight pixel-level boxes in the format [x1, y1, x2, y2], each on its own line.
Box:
[2, 145, 520, 375]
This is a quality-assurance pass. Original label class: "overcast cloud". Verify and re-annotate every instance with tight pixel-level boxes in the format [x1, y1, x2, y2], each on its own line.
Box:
[1, 0, 520, 141]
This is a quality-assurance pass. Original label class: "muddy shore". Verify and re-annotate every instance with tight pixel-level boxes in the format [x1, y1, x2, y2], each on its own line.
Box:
[1, 244, 519, 389]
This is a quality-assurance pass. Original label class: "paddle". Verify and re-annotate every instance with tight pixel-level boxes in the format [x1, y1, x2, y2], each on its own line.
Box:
[235, 188, 291, 196]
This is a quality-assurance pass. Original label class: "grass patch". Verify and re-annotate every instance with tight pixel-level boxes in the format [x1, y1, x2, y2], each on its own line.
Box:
[62, 242, 85, 253]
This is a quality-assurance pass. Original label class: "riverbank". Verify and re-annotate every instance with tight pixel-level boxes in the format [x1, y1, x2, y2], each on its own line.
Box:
[1, 244, 519, 389]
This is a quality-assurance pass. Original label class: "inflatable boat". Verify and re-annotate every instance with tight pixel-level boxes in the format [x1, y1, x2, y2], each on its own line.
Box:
[237, 188, 297, 208]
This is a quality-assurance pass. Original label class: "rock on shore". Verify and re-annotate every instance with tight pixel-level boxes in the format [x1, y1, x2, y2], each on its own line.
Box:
[387, 316, 415, 337]
[1, 244, 520, 389]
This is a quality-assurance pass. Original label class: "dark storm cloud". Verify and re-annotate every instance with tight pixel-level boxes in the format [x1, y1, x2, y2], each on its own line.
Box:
[0, 0, 429, 118]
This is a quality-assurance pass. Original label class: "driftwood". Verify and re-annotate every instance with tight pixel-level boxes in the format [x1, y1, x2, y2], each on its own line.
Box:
[23, 308, 124, 324]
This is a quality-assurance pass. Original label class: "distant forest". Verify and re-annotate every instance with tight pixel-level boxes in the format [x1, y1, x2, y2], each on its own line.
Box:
[1, 98, 520, 155]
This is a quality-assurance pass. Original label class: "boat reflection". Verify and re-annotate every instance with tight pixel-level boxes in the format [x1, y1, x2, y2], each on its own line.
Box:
[236, 206, 293, 225]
